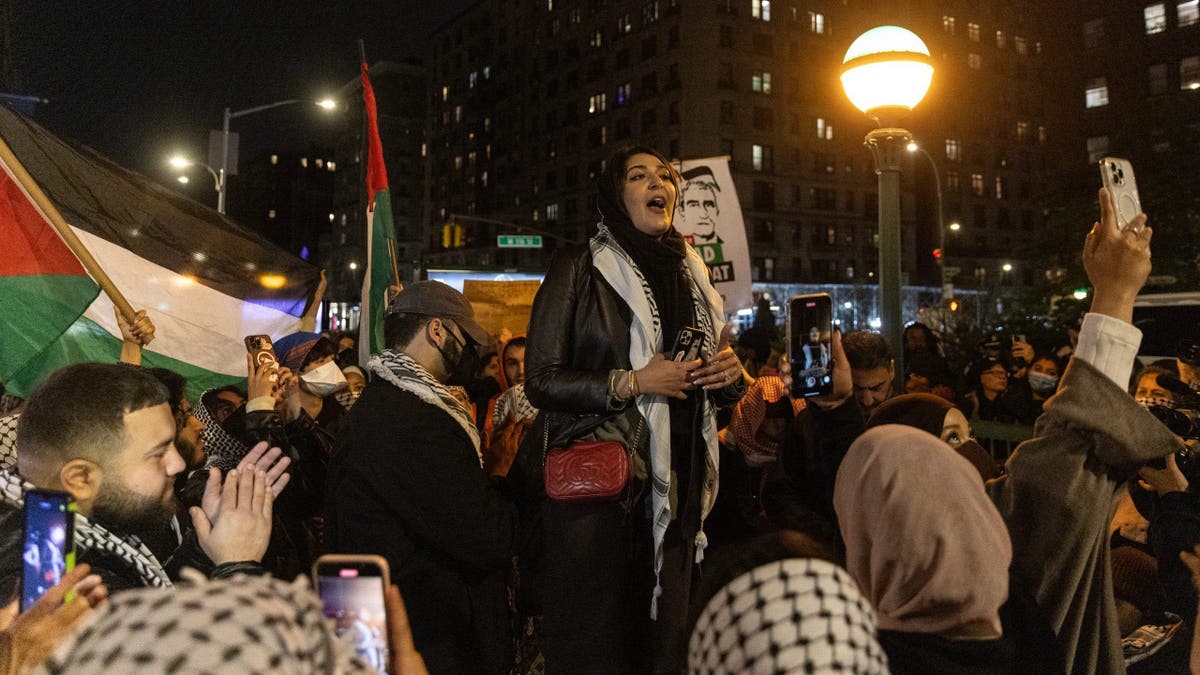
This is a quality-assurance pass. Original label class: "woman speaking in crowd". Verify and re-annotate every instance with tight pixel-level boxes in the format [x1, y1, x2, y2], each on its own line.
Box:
[523, 145, 745, 673]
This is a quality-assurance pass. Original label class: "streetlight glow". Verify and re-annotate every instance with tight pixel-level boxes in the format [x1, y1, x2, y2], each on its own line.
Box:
[840, 26, 934, 115]
[905, 142, 919, 152]
[176, 175, 189, 184]
[348, 261, 359, 271]
[1002, 263, 1014, 272]
[168, 155, 192, 169]
[317, 98, 337, 110]
[949, 222, 961, 232]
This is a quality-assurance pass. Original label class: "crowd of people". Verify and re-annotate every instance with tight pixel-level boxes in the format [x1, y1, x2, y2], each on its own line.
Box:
[0, 143, 1197, 675]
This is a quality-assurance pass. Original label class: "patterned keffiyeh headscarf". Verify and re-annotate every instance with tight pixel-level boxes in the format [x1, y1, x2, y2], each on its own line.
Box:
[688, 558, 890, 674]
[368, 349, 482, 466]
[0, 413, 18, 471]
[492, 383, 537, 426]
[195, 389, 249, 473]
[38, 572, 372, 674]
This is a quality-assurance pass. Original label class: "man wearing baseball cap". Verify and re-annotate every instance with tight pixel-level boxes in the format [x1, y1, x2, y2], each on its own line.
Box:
[325, 281, 516, 674]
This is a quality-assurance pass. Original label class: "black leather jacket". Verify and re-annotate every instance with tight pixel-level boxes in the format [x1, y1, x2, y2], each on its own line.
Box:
[525, 243, 744, 449]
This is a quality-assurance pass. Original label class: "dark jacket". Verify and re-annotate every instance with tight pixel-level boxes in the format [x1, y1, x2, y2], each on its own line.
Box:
[0, 499, 262, 603]
[762, 397, 866, 546]
[325, 378, 517, 675]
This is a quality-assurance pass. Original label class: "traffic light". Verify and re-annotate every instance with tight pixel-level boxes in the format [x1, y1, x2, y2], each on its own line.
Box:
[948, 299, 960, 312]
[932, 247, 943, 260]
[441, 223, 453, 249]
[453, 224, 465, 248]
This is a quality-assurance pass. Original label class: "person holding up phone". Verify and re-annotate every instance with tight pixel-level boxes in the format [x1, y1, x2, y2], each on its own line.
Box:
[523, 146, 745, 673]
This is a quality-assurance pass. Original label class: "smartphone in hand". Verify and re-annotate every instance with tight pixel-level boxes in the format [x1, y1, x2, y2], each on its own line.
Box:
[314, 554, 391, 673]
[671, 327, 707, 362]
[245, 334, 279, 383]
[787, 294, 834, 398]
[1099, 156, 1142, 231]
[21, 489, 76, 611]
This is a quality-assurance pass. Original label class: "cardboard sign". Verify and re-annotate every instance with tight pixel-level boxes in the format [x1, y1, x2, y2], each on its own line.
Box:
[463, 279, 541, 337]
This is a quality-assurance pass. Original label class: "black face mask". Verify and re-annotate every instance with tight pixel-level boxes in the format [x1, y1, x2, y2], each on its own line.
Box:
[436, 326, 480, 387]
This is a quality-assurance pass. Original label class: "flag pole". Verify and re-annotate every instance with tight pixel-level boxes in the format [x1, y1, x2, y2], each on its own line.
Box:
[0, 134, 137, 323]
[359, 39, 402, 290]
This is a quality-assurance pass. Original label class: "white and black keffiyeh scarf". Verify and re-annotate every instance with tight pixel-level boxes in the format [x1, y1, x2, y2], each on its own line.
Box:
[368, 349, 483, 466]
[0, 413, 18, 471]
[688, 559, 890, 674]
[493, 383, 537, 426]
[0, 468, 171, 588]
[195, 389, 250, 473]
[590, 222, 723, 619]
[39, 572, 372, 674]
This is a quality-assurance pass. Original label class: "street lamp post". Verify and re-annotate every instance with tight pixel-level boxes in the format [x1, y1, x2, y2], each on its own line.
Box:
[217, 98, 337, 214]
[168, 154, 221, 197]
[841, 25, 934, 388]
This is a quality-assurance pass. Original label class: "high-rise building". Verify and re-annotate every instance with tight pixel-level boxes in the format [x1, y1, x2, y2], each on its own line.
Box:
[422, 0, 1061, 301]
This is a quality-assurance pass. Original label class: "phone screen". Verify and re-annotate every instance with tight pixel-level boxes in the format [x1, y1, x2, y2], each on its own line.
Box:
[22, 489, 75, 611]
[788, 294, 834, 398]
[315, 559, 390, 673]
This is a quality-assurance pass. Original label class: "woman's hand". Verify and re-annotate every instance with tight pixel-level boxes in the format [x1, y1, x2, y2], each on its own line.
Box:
[637, 354, 699, 400]
[779, 331, 852, 408]
[689, 324, 746, 391]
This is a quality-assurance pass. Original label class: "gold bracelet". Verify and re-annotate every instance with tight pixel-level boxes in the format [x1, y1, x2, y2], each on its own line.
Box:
[630, 369, 640, 398]
[608, 369, 620, 401]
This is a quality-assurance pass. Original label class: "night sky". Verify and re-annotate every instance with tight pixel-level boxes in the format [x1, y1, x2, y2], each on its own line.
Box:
[9, 1, 476, 178]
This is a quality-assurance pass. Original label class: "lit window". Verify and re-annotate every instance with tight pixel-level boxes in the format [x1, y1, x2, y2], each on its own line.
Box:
[752, 0, 770, 21]
[1087, 136, 1111, 164]
[809, 11, 825, 33]
[454, 105, 462, 122]
[945, 139, 961, 161]
[547, 203, 560, 220]
[1181, 1, 1200, 26]
[752, 70, 772, 93]
[1145, 3, 1167, 33]
[300, 157, 308, 168]
[1149, 63, 1170, 94]
[945, 170, 961, 191]
[469, 71, 478, 88]
[441, 85, 449, 101]
[643, 1, 659, 24]
[315, 158, 324, 168]
[1038, 126, 1047, 143]
[483, 66, 491, 79]
[327, 161, 336, 172]
[618, 13, 632, 33]
[971, 173, 984, 196]
[968, 53, 982, 69]
[1016, 122, 1029, 140]
[270, 154, 278, 165]
[995, 176, 1007, 199]
[816, 117, 833, 139]
[590, 29, 603, 47]
[942, 15, 956, 34]
[1083, 18, 1105, 49]
[968, 22, 980, 41]
[1085, 77, 1109, 107]
[996, 30, 1006, 48]
[571, 7, 581, 23]
[752, 144, 773, 171]
[546, 0, 552, 9]
[1183, 56, 1200, 89]
[268, 209, 276, 219]
[588, 92, 607, 113]
[617, 83, 631, 105]
[454, 156, 462, 170]
[1014, 36, 1027, 55]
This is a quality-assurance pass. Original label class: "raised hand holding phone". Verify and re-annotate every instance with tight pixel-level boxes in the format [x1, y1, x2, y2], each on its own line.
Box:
[1098, 157, 1142, 231]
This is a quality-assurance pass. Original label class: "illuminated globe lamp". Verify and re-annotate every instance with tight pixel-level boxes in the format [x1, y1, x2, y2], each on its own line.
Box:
[840, 25, 934, 388]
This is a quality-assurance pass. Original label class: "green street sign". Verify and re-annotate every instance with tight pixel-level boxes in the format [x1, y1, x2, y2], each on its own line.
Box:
[497, 234, 543, 248]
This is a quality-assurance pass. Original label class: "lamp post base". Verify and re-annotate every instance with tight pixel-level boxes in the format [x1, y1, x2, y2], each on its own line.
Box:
[864, 127, 912, 389]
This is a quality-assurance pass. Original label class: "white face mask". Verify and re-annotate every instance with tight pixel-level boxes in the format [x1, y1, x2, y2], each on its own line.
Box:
[300, 360, 348, 397]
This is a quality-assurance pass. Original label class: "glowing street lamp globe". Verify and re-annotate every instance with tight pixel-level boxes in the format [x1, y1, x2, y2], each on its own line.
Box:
[840, 26, 934, 116]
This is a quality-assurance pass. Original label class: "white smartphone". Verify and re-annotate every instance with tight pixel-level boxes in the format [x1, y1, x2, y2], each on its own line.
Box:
[313, 554, 391, 673]
[1098, 156, 1142, 231]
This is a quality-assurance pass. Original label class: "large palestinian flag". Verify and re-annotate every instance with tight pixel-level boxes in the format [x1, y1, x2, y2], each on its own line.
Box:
[0, 104, 319, 401]
[359, 60, 397, 365]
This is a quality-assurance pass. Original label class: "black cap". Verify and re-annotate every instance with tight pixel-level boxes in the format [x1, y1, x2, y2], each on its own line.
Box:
[385, 281, 491, 345]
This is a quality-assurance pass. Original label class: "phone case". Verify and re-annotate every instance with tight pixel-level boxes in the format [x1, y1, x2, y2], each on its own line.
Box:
[671, 327, 706, 362]
[245, 335, 279, 382]
[787, 293, 834, 398]
[1099, 157, 1141, 231]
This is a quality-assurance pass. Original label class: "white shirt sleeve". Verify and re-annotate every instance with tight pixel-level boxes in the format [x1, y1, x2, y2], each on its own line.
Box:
[246, 396, 277, 413]
[1072, 312, 1143, 389]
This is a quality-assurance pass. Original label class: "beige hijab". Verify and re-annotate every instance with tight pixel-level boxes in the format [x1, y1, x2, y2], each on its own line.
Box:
[834, 424, 1012, 639]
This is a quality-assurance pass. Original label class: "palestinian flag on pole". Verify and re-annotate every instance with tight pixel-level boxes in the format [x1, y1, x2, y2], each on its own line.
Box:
[359, 60, 397, 365]
[0, 104, 319, 402]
